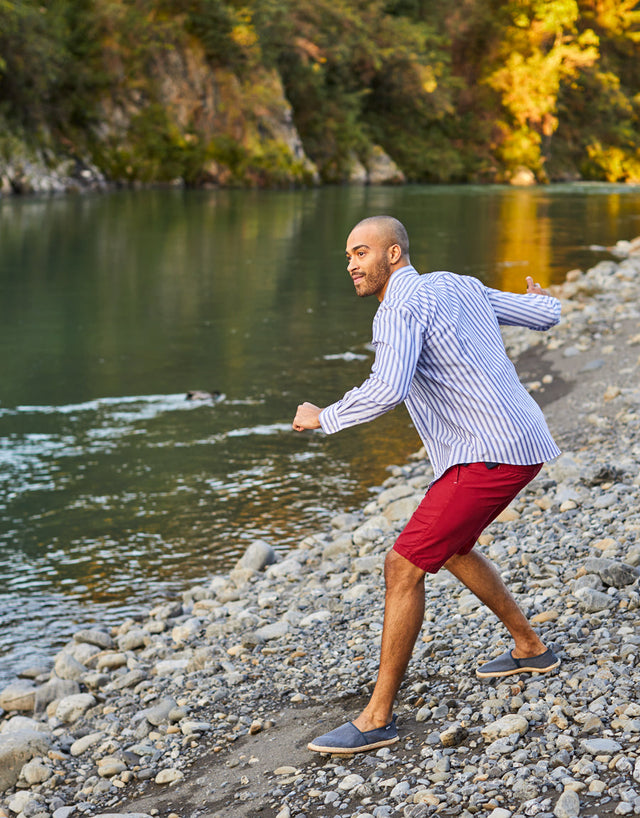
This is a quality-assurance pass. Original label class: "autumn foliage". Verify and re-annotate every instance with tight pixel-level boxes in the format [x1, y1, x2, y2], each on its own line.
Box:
[0, 0, 639, 184]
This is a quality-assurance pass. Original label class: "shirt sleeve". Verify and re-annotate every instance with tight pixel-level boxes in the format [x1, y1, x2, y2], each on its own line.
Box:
[319, 306, 423, 435]
[486, 288, 561, 330]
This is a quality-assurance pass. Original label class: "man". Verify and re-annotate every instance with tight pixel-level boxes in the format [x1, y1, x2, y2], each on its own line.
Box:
[292, 215, 561, 755]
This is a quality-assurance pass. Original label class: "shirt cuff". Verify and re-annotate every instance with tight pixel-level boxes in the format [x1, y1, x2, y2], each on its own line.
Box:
[319, 403, 341, 434]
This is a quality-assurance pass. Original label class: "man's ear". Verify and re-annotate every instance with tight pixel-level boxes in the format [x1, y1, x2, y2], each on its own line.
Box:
[388, 244, 402, 264]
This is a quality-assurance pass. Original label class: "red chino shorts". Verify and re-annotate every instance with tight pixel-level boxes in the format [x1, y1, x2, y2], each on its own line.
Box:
[392, 461, 542, 573]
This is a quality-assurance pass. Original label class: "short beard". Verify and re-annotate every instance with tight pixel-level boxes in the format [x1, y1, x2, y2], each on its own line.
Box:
[356, 258, 392, 298]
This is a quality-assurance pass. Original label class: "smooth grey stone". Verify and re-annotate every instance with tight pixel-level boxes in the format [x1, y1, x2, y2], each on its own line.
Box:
[109, 669, 148, 690]
[573, 587, 612, 612]
[266, 559, 303, 579]
[253, 621, 290, 641]
[142, 696, 177, 726]
[74, 628, 114, 650]
[55, 693, 96, 723]
[572, 574, 603, 592]
[117, 628, 147, 651]
[54, 652, 86, 682]
[237, 540, 277, 571]
[53, 808, 76, 818]
[582, 556, 637, 587]
[553, 789, 580, 818]
[581, 737, 622, 754]
[580, 359, 605, 372]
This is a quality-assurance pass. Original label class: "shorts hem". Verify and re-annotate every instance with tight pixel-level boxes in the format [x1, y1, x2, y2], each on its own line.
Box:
[392, 542, 450, 575]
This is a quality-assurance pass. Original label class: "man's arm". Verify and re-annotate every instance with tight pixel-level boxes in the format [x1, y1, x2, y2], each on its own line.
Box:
[487, 276, 560, 330]
[292, 306, 422, 435]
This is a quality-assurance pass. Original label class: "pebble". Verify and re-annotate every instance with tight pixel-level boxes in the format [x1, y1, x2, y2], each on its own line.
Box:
[581, 738, 623, 754]
[154, 769, 184, 785]
[1, 245, 640, 818]
[481, 715, 529, 742]
[339, 774, 365, 791]
[70, 732, 104, 757]
[554, 789, 580, 818]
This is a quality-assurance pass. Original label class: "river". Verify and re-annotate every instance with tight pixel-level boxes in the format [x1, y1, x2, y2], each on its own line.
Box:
[1, 182, 639, 684]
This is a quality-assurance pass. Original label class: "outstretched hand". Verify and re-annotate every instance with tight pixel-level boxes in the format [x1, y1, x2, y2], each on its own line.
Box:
[525, 276, 550, 296]
[293, 402, 322, 431]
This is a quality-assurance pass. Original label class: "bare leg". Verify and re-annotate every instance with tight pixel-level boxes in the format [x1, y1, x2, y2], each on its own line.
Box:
[444, 549, 545, 657]
[352, 550, 426, 732]
[352, 546, 544, 733]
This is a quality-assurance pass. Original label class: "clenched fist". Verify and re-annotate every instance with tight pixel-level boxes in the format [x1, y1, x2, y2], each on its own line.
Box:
[293, 402, 322, 431]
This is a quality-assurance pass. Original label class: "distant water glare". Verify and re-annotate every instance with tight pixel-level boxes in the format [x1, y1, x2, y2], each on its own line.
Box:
[1, 183, 640, 685]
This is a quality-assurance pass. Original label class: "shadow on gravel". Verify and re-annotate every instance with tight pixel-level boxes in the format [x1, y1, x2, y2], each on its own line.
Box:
[514, 349, 573, 409]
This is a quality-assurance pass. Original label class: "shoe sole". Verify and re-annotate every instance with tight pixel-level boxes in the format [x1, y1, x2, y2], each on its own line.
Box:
[307, 735, 399, 754]
[476, 658, 560, 679]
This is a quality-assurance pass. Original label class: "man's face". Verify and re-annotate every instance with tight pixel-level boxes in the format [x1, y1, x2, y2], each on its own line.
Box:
[345, 225, 394, 301]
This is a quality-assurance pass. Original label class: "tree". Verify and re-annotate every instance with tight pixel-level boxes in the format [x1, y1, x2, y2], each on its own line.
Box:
[482, 0, 599, 178]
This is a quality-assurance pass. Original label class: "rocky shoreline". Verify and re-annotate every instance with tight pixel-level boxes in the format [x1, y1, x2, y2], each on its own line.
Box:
[0, 151, 110, 197]
[1, 239, 640, 818]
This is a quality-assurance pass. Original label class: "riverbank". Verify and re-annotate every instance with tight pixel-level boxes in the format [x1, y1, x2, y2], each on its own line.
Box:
[1, 239, 639, 818]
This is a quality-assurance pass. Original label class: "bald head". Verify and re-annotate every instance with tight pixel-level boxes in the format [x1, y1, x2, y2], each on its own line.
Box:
[351, 216, 410, 262]
[345, 215, 411, 301]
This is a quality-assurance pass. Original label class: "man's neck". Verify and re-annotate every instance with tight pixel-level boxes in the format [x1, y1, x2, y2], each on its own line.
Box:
[377, 261, 411, 302]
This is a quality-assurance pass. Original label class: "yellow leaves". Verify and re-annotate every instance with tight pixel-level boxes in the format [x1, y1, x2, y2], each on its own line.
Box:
[531, 0, 580, 35]
[231, 9, 259, 52]
[231, 22, 258, 50]
[585, 142, 640, 183]
[513, 12, 531, 29]
[586, 0, 640, 38]
[485, 19, 599, 135]
[418, 64, 438, 94]
[482, 4, 604, 173]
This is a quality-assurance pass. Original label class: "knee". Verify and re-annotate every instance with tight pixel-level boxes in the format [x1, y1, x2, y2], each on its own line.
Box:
[384, 549, 425, 591]
[444, 552, 462, 572]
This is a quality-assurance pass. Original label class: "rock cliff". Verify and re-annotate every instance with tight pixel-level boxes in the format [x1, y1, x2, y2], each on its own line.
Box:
[0, 37, 403, 195]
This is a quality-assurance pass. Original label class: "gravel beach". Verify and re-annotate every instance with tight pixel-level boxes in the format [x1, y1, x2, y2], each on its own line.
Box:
[1, 239, 640, 818]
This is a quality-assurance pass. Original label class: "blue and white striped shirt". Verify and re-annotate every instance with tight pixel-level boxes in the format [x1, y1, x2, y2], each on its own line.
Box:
[320, 266, 561, 479]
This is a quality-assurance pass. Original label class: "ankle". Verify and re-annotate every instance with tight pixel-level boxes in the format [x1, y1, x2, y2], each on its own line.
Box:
[353, 709, 392, 732]
[512, 639, 546, 659]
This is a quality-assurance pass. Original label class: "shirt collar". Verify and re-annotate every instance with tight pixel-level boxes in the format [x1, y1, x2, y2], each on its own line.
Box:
[382, 265, 417, 300]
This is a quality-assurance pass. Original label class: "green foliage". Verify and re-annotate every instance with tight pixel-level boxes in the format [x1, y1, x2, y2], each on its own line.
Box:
[1, 0, 640, 185]
[161, 0, 251, 70]
[91, 104, 208, 185]
[211, 135, 317, 187]
[254, 0, 462, 182]
[0, 1, 69, 122]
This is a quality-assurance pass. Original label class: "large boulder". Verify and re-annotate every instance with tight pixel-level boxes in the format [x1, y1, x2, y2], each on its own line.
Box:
[0, 680, 36, 713]
[0, 729, 52, 792]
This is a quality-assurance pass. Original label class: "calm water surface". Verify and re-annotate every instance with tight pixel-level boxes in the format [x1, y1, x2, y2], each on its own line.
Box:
[1, 183, 639, 683]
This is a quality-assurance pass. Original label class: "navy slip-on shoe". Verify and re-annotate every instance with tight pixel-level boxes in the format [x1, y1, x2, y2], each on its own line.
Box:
[476, 647, 560, 679]
[307, 716, 399, 754]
